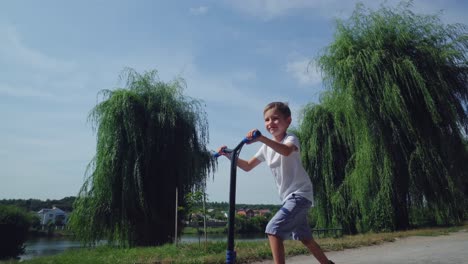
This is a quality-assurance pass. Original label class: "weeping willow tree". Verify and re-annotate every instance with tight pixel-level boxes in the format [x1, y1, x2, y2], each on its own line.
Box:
[69, 69, 216, 246]
[299, 2, 468, 233]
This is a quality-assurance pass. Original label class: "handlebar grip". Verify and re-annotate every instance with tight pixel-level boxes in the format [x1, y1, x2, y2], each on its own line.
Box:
[253, 130, 262, 138]
[213, 147, 234, 158]
[242, 130, 262, 143]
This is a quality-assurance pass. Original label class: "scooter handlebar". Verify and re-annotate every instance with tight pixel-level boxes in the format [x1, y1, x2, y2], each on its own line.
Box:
[213, 130, 262, 158]
[213, 146, 234, 158]
[242, 130, 262, 143]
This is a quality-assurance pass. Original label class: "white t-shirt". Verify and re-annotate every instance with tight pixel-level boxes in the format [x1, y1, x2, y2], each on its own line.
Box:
[254, 133, 314, 204]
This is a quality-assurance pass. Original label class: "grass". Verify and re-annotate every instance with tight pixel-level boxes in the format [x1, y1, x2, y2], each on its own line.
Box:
[2, 223, 466, 264]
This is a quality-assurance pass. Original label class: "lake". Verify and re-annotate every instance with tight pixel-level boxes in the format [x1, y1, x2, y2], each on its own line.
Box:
[20, 233, 267, 261]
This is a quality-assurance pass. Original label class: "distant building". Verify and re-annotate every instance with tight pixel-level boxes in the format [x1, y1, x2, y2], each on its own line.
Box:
[37, 206, 68, 227]
[254, 209, 271, 216]
[237, 208, 272, 218]
[236, 209, 255, 218]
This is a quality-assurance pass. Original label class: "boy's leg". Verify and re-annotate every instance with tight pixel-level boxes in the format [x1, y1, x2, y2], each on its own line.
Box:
[301, 238, 331, 264]
[289, 195, 333, 264]
[265, 196, 296, 264]
[268, 234, 285, 264]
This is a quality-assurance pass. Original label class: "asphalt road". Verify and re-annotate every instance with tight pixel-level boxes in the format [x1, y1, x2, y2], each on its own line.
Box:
[252, 230, 468, 264]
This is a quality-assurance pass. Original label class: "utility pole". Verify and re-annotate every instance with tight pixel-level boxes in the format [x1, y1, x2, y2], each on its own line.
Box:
[174, 187, 178, 246]
[203, 186, 207, 249]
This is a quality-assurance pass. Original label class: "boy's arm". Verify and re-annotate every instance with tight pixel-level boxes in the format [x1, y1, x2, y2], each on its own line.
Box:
[233, 156, 261, 172]
[257, 135, 297, 156]
[216, 145, 261, 172]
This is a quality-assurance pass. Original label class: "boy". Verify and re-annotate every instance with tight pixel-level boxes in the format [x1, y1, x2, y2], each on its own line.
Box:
[217, 102, 334, 264]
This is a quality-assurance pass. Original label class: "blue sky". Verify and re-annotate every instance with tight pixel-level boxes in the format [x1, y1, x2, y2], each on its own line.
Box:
[1, 0, 467, 204]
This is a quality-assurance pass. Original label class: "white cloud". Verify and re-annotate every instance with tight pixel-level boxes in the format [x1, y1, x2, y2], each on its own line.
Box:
[286, 57, 321, 86]
[231, 70, 257, 82]
[224, 0, 466, 22]
[184, 69, 264, 111]
[0, 83, 60, 100]
[0, 23, 89, 103]
[225, 0, 314, 19]
[409, 1, 468, 25]
[225, 0, 357, 20]
[0, 24, 75, 72]
[189, 6, 209, 15]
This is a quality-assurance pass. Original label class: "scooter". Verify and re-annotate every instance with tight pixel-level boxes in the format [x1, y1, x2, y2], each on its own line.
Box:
[213, 130, 261, 264]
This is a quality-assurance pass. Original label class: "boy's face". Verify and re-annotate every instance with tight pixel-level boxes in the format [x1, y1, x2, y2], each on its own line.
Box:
[264, 108, 291, 140]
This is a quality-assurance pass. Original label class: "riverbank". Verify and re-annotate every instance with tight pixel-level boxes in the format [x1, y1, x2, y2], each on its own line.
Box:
[1, 224, 466, 264]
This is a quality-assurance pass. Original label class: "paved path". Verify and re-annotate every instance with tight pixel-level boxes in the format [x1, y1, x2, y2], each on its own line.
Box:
[251, 230, 468, 264]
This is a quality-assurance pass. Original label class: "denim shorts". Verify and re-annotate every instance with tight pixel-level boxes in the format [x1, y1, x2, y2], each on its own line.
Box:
[265, 194, 313, 240]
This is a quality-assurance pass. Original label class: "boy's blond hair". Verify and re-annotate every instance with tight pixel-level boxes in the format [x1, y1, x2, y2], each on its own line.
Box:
[263, 102, 291, 118]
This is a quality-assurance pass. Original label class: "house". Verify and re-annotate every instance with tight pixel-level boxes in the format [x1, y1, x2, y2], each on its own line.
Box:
[37, 206, 68, 226]
[254, 209, 271, 216]
[237, 208, 272, 218]
[236, 209, 255, 218]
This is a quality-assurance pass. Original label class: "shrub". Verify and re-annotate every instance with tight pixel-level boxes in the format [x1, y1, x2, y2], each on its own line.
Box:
[0, 205, 34, 259]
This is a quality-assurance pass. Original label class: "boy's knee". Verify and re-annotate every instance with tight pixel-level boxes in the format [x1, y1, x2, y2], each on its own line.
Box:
[267, 233, 282, 240]
[268, 233, 286, 244]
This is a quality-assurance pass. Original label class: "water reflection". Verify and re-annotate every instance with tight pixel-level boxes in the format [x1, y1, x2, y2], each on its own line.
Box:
[20, 237, 82, 261]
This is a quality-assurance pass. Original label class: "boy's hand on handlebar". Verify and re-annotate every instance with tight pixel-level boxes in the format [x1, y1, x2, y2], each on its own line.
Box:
[216, 145, 232, 159]
[246, 129, 261, 144]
